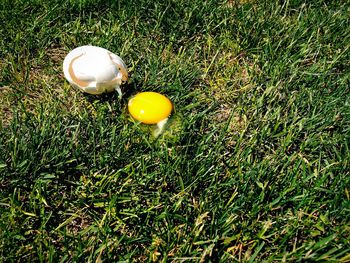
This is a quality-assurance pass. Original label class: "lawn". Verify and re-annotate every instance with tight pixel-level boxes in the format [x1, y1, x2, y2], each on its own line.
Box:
[0, 0, 349, 262]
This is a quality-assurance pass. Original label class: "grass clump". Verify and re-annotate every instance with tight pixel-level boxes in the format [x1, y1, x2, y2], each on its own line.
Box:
[1, 0, 349, 262]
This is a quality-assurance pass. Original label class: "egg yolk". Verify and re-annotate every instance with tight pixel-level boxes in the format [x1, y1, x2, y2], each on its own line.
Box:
[128, 92, 173, 124]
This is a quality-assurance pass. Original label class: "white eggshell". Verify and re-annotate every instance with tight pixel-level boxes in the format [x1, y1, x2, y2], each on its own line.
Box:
[63, 45, 128, 95]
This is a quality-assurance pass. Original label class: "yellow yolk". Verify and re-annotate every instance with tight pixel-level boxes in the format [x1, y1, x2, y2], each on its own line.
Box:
[128, 92, 173, 124]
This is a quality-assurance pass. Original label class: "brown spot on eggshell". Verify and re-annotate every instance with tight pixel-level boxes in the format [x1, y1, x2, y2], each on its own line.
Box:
[108, 53, 128, 82]
[68, 53, 90, 88]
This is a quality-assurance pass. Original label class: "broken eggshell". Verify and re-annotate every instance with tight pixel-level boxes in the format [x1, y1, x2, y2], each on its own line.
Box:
[63, 45, 128, 97]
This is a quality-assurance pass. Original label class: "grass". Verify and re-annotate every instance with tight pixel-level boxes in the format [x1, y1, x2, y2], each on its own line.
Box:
[0, 0, 349, 261]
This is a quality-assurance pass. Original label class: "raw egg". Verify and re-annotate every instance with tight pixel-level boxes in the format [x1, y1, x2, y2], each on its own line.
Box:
[128, 92, 172, 124]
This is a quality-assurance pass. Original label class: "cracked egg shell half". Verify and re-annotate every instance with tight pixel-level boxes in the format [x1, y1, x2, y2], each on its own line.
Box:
[128, 92, 173, 124]
[63, 45, 128, 95]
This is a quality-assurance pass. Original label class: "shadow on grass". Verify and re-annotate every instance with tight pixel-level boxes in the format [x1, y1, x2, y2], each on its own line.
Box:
[82, 82, 139, 105]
